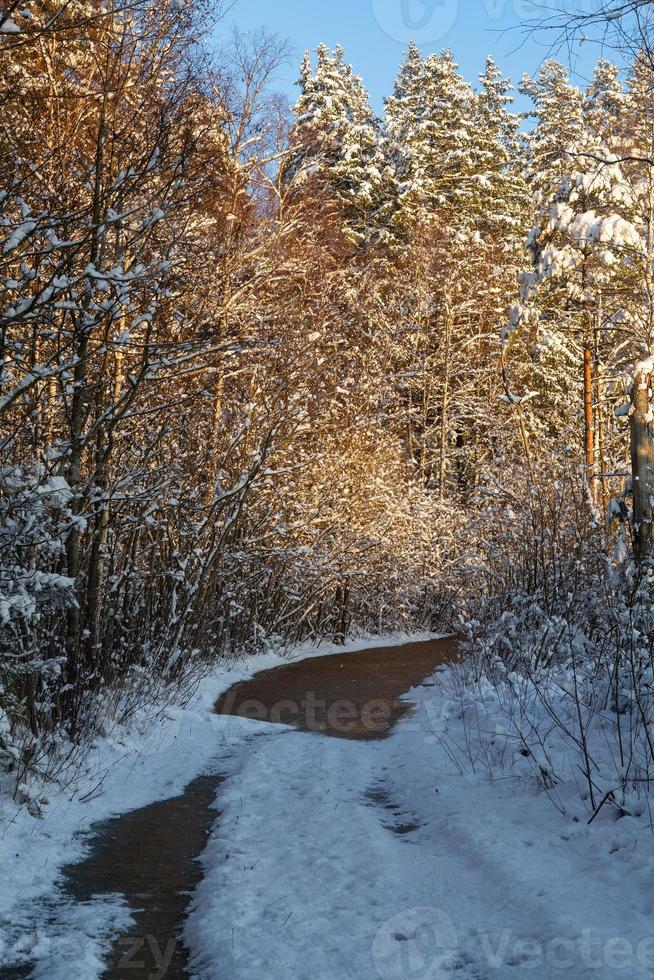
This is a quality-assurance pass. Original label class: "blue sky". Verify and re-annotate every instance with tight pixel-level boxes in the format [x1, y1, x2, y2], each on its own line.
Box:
[222, 0, 609, 114]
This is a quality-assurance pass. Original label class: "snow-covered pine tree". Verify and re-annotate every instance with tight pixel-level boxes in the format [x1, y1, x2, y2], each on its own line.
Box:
[386, 47, 477, 231]
[385, 48, 475, 494]
[583, 59, 626, 147]
[470, 58, 535, 472]
[621, 53, 654, 353]
[515, 60, 641, 505]
[474, 58, 530, 242]
[607, 53, 654, 550]
[385, 48, 531, 499]
[287, 44, 392, 247]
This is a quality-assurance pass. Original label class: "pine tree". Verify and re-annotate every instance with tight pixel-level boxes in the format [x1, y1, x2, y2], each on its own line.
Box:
[474, 58, 530, 240]
[520, 61, 586, 199]
[514, 60, 641, 504]
[621, 53, 654, 352]
[386, 48, 477, 231]
[584, 59, 626, 146]
[385, 49, 531, 498]
[287, 44, 392, 246]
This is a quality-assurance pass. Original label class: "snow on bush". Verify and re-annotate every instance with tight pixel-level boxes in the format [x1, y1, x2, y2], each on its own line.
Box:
[442, 468, 654, 820]
[0, 466, 76, 788]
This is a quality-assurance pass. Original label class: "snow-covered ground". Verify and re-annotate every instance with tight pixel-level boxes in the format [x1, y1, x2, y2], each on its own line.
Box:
[3, 634, 654, 979]
[0, 634, 426, 975]
[186, 665, 654, 979]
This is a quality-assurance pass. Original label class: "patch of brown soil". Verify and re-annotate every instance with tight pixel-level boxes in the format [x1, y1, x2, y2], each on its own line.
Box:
[215, 637, 457, 740]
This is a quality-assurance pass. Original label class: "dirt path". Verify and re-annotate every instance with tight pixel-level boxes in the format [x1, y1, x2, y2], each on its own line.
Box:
[9, 637, 454, 979]
[60, 774, 225, 979]
[215, 637, 457, 739]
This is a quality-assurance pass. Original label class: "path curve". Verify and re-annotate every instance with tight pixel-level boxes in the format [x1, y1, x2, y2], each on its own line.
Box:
[215, 637, 457, 740]
[7, 637, 454, 979]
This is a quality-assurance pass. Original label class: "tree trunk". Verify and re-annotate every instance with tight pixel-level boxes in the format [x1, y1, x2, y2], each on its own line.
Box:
[631, 363, 654, 559]
[334, 577, 350, 646]
[204, 371, 224, 505]
[584, 346, 596, 502]
[500, 351, 533, 477]
[438, 308, 452, 500]
[595, 367, 608, 518]
[594, 313, 608, 519]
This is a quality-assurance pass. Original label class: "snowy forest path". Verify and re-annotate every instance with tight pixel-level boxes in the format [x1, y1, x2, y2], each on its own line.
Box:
[4, 637, 454, 980]
[214, 636, 457, 741]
